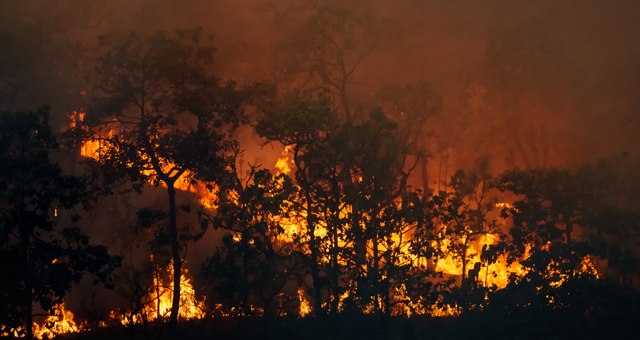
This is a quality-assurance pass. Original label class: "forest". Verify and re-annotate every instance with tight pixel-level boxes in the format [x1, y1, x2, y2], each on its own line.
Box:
[1, 1, 640, 339]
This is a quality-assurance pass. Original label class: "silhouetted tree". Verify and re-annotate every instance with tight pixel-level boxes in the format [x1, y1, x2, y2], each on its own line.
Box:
[494, 161, 639, 282]
[257, 102, 423, 323]
[76, 27, 253, 334]
[339, 108, 416, 335]
[257, 100, 349, 314]
[0, 108, 120, 339]
[201, 156, 302, 318]
[433, 168, 501, 285]
[278, 6, 385, 120]
[377, 81, 443, 195]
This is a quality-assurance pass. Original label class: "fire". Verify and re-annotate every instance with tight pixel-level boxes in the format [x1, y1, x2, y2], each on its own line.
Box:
[116, 259, 206, 325]
[32, 303, 80, 339]
[5, 303, 82, 339]
[150, 260, 206, 321]
[298, 289, 311, 317]
[433, 232, 524, 289]
[68, 110, 85, 129]
[75, 115, 219, 210]
[7, 259, 207, 338]
[275, 146, 294, 175]
[64, 115, 610, 323]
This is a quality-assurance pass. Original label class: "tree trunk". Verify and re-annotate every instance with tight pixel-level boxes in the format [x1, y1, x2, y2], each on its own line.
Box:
[382, 240, 392, 340]
[330, 228, 339, 313]
[565, 214, 573, 278]
[22, 216, 33, 340]
[25, 284, 33, 340]
[382, 276, 391, 340]
[461, 235, 469, 283]
[168, 184, 181, 336]
[372, 230, 380, 313]
[419, 135, 430, 197]
[242, 236, 250, 316]
[306, 188, 323, 316]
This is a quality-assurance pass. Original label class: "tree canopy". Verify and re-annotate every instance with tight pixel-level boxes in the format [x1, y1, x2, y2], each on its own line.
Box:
[0, 108, 120, 339]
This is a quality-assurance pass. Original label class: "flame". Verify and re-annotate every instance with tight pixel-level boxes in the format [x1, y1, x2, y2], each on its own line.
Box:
[275, 145, 294, 176]
[116, 259, 206, 325]
[68, 110, 85, 129]
[298, 289, 311, 317]
[67, 118, 612, 321]
[6, 303, 82, 339]
[32, 303, 80, 339]
[433, 231, 525, 289]
[77, 118, 219, 210]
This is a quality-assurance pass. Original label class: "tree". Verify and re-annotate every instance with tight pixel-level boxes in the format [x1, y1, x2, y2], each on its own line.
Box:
[340, 108, 416, 331]
[376, 81, 443, 195]
[278, 6, 385, 120]
[479, 18, 568, 169]
[257, 102, 420, 320]
[201, 157, 302, 319]
[455, 162, 640, 340]
[494, 161, 639, 284]
[431, 168, 501, 286]
[0, 108, 120, 339]
[77, 27, 253, 333]
[257, 100, 346, 314]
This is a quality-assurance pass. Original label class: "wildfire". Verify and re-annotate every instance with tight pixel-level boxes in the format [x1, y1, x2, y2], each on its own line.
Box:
[75, 116, 219, 210]
[32, 303, 80, 339]
[298, 289, 311, 317]
[116, 259, 206, 325]
[145, 260, 206, 322]
[7, 258, 208, 338]
[275, 145, 294, 175]
[64, 116, 608, 323]
[433, 232, 524, 289]
[6, 303, 82, 339]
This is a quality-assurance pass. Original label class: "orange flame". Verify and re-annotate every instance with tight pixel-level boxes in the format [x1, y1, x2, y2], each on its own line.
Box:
[77, 118, 219, 210]
[116, 259, 206, 325]
[32, 303, 80, 339]
[298, 289, 311, 317]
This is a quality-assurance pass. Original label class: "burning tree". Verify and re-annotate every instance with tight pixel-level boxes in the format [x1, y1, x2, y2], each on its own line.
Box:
[450, 161, 640, 340]
[256, 100, 341, 314]
[338, 107, 417, 328]
[257, 101, 425, 322]
[75, 27, 254, 334]
[495, 161, 640, 284]
[430, 168, 502, 286]
[0, 108, 120, 339]
[201, 156, 303, 318]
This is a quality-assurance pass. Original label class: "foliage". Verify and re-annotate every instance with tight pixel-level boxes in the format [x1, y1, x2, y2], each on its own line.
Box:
[258, 100, 433, 328]
[70, 27, 257, 332]
[495, 161, 640, 280]
[201, 160, 301, 316]
[0, 108, 120, 338]
[277, 6, 386, 119]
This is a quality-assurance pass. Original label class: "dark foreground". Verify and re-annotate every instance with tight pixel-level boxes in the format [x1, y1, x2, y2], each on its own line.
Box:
[26, 309, 639, 340]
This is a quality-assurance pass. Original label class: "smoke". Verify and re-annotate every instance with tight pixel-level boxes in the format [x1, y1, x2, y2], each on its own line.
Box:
[4, 0, 639, 163]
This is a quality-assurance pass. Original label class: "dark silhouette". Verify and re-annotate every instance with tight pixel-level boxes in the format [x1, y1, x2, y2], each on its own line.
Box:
[0, 108, 120, 339]
[76, 27, 253, 336]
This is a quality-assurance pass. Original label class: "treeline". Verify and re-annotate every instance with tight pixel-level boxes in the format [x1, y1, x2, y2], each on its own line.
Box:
[1, 19, 640, 340]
